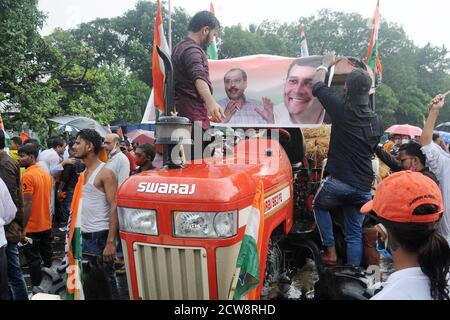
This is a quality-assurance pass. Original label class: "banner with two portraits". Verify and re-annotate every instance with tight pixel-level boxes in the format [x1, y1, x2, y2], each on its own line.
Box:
[209, 54, 325, 128]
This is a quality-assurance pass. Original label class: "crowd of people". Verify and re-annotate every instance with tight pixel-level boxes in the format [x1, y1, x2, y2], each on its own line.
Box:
[0, 129, 157, 300]
[170, 9, 450, 300]
[310, 54, 450, 299]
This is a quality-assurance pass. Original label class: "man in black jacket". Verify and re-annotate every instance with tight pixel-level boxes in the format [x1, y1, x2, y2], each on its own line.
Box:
[311, 54, 384, 267]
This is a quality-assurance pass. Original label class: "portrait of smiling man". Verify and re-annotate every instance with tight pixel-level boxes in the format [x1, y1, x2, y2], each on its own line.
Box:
[274, 56, 326, 125]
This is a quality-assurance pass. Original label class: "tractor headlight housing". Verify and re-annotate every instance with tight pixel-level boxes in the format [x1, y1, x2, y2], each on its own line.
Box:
[173, 211, 237, 238]
[118, 207, 158, 236]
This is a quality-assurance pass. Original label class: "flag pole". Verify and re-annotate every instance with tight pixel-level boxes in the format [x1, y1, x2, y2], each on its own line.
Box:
[168, 0, 172, 52]
[227, 267, 241, 300]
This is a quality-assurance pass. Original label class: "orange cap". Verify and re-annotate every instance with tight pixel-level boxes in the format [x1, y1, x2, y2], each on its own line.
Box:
[360, 171, 444, 224]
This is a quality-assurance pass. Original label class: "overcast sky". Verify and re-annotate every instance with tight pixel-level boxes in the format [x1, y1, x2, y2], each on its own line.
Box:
[38, 0, 450, 50]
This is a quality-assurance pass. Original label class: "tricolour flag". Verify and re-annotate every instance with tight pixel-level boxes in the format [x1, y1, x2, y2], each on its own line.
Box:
[206, 2, 219, 60]
[231, 180, 265, 300]
[66, 173, 85, 300]
[365, 0, 382, 84]
[152, 0, 170, 114]
[300, 26, 309, 57]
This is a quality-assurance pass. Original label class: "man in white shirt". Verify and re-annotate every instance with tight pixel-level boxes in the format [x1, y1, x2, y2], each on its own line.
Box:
[0, 177, 17, 300]
[104, 134, 130, 187]
[37, 136, 74, 218]
[37, 136, 67, 174]
[103, 134, 130, 270]
[420, 94, 450, 244]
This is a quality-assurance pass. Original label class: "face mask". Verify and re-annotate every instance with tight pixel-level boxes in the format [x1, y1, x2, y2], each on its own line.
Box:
[109, 146, 118, 157]
[134, 156, 146, 166]
[402, 139, 410, 145]
[376, 236, 393, 261]
[395, 139, 401, 145]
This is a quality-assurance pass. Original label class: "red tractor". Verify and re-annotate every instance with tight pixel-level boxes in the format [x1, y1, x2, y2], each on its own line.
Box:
[117, 49, 378, 300]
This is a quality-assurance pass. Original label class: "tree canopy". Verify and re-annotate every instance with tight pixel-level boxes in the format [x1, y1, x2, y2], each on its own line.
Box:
[1, 0, 449, 138]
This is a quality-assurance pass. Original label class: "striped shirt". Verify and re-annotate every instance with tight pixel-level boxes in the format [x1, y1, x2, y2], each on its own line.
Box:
[218, 96, 267, 125]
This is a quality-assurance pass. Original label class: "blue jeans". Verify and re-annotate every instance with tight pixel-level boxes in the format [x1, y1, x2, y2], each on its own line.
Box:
[82, 230, 119, 299]
[313, 176, 372, 266]
[61, 189, 74, 223]
[6, 242, 29, 300]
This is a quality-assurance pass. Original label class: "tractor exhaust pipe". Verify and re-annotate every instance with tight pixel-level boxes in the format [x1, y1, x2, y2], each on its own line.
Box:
[154, 46, 192, 169]
[156, 46, 174, 116]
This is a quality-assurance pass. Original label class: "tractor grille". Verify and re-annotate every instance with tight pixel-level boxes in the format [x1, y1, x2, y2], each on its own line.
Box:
[133, 243, 210, 300]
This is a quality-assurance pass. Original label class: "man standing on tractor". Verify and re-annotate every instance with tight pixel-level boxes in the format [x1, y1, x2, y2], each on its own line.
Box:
[311, 53, 383, 267]
[172, 11, 224, 157]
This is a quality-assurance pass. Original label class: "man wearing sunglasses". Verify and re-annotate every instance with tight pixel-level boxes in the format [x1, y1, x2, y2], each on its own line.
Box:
[134, 144, 156, 174]
[375, 141, 438, 185]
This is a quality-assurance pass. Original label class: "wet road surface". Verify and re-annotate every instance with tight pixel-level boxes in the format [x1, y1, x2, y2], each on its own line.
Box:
[20, 222, 130, 300]
[20, 223, 393, 300]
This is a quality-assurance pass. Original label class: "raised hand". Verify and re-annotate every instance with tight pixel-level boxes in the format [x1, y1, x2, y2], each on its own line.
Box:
[223, 101, 239, 123]
[322, 52, 337, 68]
[428, 94, 445, 111]
[256, 97, 275, 124]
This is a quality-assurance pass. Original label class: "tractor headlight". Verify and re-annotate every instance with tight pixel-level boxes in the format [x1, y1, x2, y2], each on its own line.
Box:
[118, 207, 158, 236]
[173, 211, 237, 238]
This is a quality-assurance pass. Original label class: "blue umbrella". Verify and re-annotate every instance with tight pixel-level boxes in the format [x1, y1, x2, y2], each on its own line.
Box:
[435, 131, 450, 143]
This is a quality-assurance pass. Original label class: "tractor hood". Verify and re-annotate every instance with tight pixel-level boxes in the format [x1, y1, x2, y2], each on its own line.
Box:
[117, 139, 292, 207]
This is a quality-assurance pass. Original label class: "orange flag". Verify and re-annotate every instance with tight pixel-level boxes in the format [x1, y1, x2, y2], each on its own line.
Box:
[117, 127, 124, 139]
[20, 131, 30, 143]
